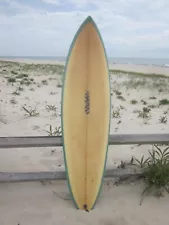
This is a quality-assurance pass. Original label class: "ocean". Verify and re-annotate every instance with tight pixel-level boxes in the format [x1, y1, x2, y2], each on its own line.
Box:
[1, 56, 169, 67]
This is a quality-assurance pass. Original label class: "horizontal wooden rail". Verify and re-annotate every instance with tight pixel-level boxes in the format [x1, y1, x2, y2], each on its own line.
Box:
[0, 167, 143, 183]
[0, 136, 62, 148]
[0, 133, 167, 183]
[0, 134, 169, 149]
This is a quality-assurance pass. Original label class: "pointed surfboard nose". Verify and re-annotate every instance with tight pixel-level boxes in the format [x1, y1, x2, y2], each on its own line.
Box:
[84, 16, 94, 22]
[82, 15, 96, 26]
[71, 15, 103, 53]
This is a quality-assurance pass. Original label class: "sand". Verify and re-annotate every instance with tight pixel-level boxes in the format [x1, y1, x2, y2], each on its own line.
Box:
[1, 180, 169, 225]
[0, 58, 169, 224]
[110, 63, 169, 76]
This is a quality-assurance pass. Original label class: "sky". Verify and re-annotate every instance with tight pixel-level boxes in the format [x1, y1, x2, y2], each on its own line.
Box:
[0, 0, 169, 58]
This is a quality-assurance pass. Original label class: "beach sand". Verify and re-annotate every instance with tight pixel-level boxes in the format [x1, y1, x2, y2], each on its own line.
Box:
[0, 59, 169, 224]
[110, 63, 169, 76]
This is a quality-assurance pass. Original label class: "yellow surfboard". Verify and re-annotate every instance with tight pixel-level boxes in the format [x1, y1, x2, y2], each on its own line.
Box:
[61, 16, 111, 210]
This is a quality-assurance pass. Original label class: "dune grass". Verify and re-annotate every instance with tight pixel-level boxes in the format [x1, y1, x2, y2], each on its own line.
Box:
[1, 60, 169, 78]
[134, 144, 169, 205]
[110, 69, 169, 79]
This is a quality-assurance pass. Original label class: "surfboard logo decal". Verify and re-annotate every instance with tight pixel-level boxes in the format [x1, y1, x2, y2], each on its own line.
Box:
[85, 90, 90, 115]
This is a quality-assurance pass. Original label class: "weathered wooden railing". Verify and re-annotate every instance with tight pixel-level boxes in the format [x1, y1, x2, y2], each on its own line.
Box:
[0, 133, 168, 183]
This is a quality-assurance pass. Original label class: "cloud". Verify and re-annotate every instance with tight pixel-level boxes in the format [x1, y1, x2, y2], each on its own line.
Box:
[41, 0, 61, 4]
[0, 0, 169, 57]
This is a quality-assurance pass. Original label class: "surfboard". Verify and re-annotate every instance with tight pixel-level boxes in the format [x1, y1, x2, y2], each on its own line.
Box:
[61, 16, 111, 210]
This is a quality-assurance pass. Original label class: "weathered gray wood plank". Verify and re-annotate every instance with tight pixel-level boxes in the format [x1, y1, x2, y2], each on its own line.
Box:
[0, 136, 62, 148]
[0, 171, 66, 182]
[0, 167, 143, 183]
[0, 134, 169, 149]
[110, 133, 169, 145]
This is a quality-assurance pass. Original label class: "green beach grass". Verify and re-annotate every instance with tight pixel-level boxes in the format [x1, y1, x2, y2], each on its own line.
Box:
[1, 60, 169, 79]
[110, 69, 169, 79]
